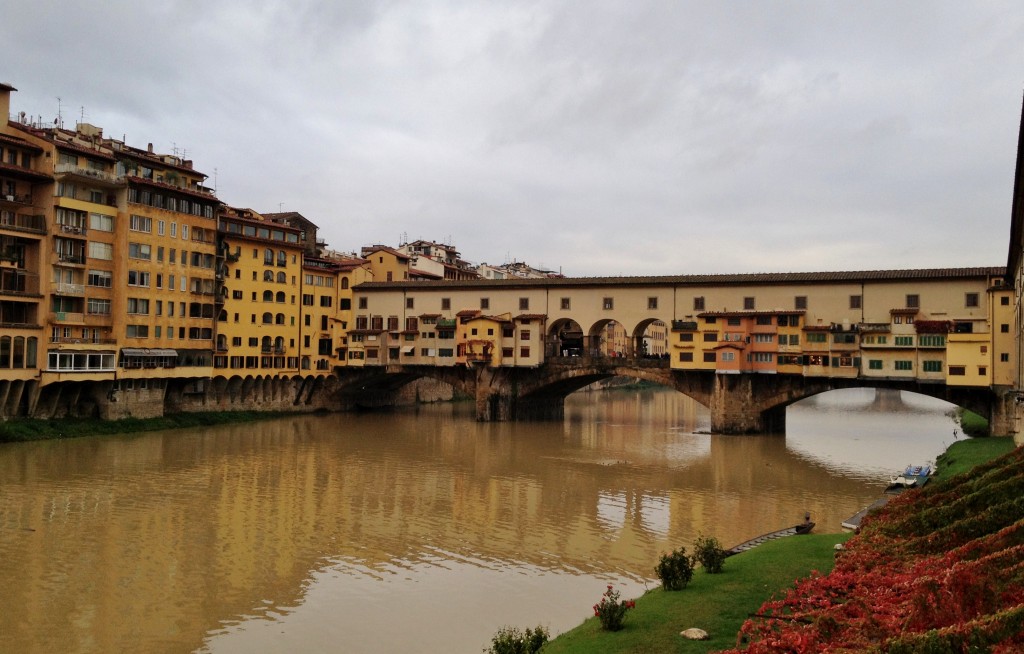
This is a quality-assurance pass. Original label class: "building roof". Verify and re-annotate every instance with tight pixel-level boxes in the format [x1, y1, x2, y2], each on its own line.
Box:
[699, 309, 806, 318]
[355, 267, 1004, 291]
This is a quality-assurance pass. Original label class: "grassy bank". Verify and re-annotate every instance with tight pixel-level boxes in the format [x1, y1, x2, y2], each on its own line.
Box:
[543, 533, 849, 654]
[542, 436, 1018, 653]
[934, 435, 1016, 479]
[0, 410, 299, 444]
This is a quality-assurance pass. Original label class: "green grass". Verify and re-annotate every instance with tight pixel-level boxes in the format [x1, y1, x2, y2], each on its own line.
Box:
[0, 410, 299, 443]
[543, 533, 849, 654]
[934, 436, 1016, 480]
[956, 408, 990, 437]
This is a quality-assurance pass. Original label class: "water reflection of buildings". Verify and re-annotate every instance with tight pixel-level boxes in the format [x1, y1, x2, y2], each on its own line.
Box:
[0, 403, 882, 653]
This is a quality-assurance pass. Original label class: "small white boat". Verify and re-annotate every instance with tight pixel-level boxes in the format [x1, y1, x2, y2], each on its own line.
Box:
[888, 464, 933, 489]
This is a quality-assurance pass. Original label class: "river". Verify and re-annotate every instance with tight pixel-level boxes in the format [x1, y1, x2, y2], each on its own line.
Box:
[0, 387, 958, 653]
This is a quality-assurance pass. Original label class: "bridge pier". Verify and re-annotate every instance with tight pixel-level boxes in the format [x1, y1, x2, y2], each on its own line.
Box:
[709, 374, 787, 434]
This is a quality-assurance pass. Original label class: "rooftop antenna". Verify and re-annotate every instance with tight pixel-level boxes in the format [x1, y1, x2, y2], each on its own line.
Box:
[212, 167, 218, 194]
[79, 105, 85, 126]
[278, 202, 284, 212]
[56, 96, 63, 129]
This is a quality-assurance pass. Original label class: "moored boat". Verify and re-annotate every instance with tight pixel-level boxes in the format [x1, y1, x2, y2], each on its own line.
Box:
[888, 464, 933, 490]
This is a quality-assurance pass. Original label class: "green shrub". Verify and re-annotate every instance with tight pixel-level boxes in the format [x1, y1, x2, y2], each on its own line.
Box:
[655, 547, 694, 590]
[485, 625, 549, 654]
[693, 534, 728, 573]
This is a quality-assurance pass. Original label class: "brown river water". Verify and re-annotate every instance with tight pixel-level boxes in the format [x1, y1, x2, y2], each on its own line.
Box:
[0, 387, 958, 653]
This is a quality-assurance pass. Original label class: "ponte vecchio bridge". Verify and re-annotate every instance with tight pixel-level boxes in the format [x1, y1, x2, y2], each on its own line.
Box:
[335, 266, 1016, 434]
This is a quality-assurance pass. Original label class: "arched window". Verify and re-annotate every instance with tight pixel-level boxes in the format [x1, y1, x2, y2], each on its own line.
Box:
[217, 334, 227, 349]
[262, 312, 273, 324]
[274, 336, 284, 348]
[275, 313, 285, 325]
[218, 309, 228, 322]
[276, 291, 285, 303]
[341, 278, 349, 289]
[263, 290, 273, 302]
[276, 271, 286, 283]
[301, 357, 311, 370]
[12, 337, 24, 368]
[261, 336, 272, 349]
[277, 250, 287, 266]
[263, 270, 274, 282]
[264, 249, 274, 265]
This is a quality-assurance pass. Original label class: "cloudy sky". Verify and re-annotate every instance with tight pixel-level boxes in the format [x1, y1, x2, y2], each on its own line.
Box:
[4, 1, 1023, 276]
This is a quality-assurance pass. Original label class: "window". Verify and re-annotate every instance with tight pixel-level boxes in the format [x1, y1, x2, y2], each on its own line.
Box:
[87, 298, 111, 315]
[753, 334, 774, 343]
[868, 359, 883, 370]
[520, 329, 531, 341]
[89, 213, 113, 232]
[694, 296, 705, 311]
[743, 297, 755, 310]
[806, 332, 827, 343]
[752, 352, 773, 363]
[721, 352, 735, 362]
[126, 324, 149, 338]
[407, 297, 416, 310]
[127, 270, 150, 287]
[88, 242, 113, 260]
[603, 297, 614, 310]
[520, 347, 530, 357]
[128, 242, 151, 260]
[703, 352, 716, 362]
[359, 297, 368, 310]
[1001, 352, 1010, 362]
[727, 317, 741, 326]
[480, 298, 489, 310]
[1001, 296, 1010, 306]
[129, 215, 152, 232]
[302, 294, 314, 306]
[647, 297, 658, 310]
[441, 298, 451, 310]
[87, 270, 112, 287]
[320, 296, 332, 307]
[965, 292, 979, 308]
[126, 298, 150, 314]
[894, 336, 914, 346]
[949, 365, 966, 376]
[170, 222, 177, 238]
[794, 296, 807, 310]
[919, 335, 945, 347]
[703, 332, 717, 342]
[979, 366, 987, 376]
[923, 361, 943, 372]
[1001, 324, 1010, 333]
[678, 352, 693, 362]
[906, 294, 919, 308]
[678, 333, 693, 342]
[560, 298, 571, 310]
[849, 295, 862, 310]
[895, 360, 913, 371]
[519, 298, 529, 311]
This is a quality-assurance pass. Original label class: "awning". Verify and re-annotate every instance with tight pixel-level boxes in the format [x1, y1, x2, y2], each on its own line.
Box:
[402, 346, 415, 355]
[120, 348, 178, 357]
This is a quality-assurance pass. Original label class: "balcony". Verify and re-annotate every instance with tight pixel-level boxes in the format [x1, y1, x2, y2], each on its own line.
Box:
[51, 281, 84, 296]
[261, 346, 286, 354]
[53, 163, 126, 188]
[0, 210, 46, 235]
[50, 336, 117, 345]
[0, 271, 40, 296]
[57, 253, 86, 265]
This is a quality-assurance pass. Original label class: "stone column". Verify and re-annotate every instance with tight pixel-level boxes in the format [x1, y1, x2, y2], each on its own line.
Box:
[708, 374, 786, 434]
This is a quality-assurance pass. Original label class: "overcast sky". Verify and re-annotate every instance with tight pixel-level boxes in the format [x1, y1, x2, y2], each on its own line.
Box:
[3, 2, 1023, 276]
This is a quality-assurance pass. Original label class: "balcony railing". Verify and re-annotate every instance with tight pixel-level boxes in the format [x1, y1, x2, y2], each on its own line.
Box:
[261, 346, 286, 354]
[52, 281, 84, 296]
[57, 223, 87, 236]
[51, 311, 85, 323]
[53, 163, 125, 186]
[57, 253, 86, 265]
[49, 336, 117, 345]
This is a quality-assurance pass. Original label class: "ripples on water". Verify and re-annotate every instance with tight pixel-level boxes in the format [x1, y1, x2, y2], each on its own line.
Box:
[0, 387, 955, 653]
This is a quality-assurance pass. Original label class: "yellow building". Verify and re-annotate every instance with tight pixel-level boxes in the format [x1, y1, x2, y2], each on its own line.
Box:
[215, 207, 305, 375]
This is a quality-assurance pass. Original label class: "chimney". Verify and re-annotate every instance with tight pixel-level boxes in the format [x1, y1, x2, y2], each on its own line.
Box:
[147, 143, 153, 154]
[0, 82, 16, 125]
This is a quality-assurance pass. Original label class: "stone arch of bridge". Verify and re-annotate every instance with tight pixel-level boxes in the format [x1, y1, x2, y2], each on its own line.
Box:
[629, 316, 669, 358]
[547, 318, 585, 357]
